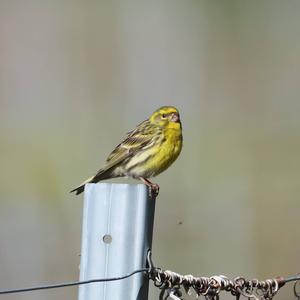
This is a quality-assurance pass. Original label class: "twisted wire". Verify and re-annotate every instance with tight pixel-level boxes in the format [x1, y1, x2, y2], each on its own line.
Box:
[149, 268, 288, 300]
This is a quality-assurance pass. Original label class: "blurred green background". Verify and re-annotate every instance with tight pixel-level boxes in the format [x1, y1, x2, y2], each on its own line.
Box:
[1, 1, 300, 299]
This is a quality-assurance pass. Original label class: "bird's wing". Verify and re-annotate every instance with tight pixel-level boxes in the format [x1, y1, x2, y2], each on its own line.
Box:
[104, 119, 158, 169]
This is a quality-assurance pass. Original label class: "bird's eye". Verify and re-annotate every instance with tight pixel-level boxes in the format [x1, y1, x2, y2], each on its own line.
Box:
[162, 114, 166, 118]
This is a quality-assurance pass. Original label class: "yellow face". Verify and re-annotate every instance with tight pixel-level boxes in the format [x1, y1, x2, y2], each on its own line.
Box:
[150, 106, 181, 129]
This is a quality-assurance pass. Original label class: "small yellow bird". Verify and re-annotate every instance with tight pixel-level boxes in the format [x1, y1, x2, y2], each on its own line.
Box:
[70, 106, 183, 196]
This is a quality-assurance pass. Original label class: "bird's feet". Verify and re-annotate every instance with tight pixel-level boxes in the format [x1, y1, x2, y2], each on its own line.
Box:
[149, 183, 159, 198]
[139, 177, 160, 198]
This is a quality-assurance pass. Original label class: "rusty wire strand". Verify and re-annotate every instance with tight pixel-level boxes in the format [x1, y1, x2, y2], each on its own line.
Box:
[149, 269, 286, 300]
[147, 252, 300, 300]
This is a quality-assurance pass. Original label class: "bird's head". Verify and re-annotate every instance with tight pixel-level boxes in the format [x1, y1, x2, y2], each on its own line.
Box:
[150, 106, 181, 129]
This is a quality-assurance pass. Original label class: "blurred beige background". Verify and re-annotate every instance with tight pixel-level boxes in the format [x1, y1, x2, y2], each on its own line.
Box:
[0, 1, 300, 299]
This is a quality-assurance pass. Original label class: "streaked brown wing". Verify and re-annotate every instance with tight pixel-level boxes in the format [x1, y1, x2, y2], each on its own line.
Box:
[105, 119, 157, 167]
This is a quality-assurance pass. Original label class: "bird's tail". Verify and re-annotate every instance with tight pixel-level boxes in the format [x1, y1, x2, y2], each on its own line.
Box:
[70, 176, 93, 195]
[70, 169, 113, 195]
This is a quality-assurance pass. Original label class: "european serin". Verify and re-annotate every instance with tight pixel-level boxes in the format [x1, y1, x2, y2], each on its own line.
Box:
[70, 106, 182, 196]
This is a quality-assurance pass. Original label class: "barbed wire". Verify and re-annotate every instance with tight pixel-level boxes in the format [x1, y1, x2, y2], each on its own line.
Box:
[0, 251, 299, 300]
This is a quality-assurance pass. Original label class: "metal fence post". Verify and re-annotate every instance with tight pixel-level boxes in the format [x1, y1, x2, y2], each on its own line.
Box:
[78, 183, 156, 300]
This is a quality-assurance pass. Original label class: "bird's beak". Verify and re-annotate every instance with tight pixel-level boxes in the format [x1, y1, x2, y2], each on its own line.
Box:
[171, 113, 180, 123]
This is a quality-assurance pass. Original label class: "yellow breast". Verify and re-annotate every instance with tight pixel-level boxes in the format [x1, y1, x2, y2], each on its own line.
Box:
[123, 122, 182, 178]
[150, 126, 182, 176]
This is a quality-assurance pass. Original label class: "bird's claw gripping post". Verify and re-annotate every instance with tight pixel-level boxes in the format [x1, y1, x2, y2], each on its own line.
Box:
[139, 177, 160, 199]
[149, 183, 159, 198]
